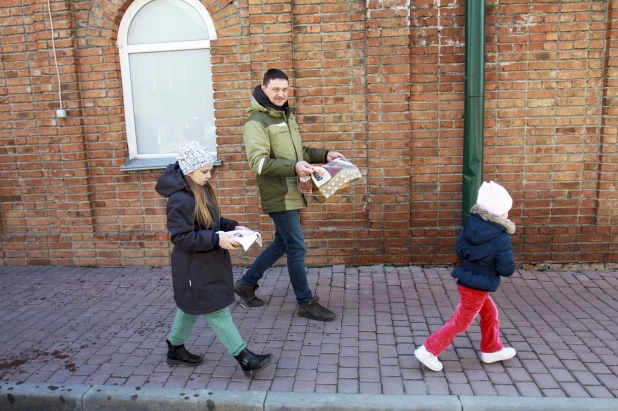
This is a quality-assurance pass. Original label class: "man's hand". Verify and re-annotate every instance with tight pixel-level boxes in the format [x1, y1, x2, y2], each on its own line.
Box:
[326, 151, 345, 162]
[295, 161, 315, 177]
[234, 225, 249, 231]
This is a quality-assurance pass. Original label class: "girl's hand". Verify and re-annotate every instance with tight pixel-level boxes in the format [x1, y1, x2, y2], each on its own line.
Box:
[218, 233, 240, 251]
[234, 225, 249, 231]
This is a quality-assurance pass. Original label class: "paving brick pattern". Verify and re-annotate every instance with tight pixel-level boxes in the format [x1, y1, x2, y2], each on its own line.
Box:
[0, 265, 617, 398]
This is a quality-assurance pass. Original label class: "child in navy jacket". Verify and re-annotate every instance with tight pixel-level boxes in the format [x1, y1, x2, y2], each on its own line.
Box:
[415, 181, 517, 371]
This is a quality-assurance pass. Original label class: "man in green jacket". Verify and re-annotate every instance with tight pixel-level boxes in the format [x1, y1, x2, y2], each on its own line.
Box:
[235, 69, 344, 322]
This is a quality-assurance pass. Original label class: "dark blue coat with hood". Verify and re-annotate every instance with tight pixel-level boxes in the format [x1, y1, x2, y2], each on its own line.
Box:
[451, 204, 516, 292]
[155, 162, 238, 315]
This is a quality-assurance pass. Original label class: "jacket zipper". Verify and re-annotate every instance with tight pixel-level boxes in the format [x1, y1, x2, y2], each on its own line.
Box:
[283, 113, 308, 206]
[283, 112, 301, 162]
[188, 253, 195, 308]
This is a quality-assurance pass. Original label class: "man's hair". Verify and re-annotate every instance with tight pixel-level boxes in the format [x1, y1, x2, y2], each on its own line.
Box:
[263, 69, 288, 86]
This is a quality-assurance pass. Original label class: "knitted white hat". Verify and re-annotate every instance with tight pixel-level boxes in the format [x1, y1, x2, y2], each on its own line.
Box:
[177, 141, 214, 175]
[476, 181, 512, 216]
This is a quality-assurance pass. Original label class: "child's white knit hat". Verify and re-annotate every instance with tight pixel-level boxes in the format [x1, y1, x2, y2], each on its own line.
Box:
[177, 141, 214, 175]
[476, 181, 512, 216]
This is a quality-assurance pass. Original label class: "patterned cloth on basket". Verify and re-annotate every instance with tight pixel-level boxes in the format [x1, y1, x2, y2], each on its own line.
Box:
[310, 158, 361, 198]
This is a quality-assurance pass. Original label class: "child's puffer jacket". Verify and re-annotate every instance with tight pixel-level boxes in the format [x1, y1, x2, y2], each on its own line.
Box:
[451, 204, 516, 292]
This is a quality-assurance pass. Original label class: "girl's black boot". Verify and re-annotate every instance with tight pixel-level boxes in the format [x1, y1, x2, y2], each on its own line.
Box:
[165, 339, 203, 367]
[234, 347, 273, 377]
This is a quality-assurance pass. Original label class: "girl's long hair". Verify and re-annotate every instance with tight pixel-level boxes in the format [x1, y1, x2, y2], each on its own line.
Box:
[185, 177, 221, 228]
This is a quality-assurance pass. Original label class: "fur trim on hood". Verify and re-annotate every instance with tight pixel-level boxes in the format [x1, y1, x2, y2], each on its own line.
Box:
[470, 204, 516, 234]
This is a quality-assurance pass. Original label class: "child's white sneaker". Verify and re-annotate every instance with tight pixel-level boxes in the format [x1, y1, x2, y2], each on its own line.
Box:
[414, 345, 443, 371]
[480, 347, 516, 364]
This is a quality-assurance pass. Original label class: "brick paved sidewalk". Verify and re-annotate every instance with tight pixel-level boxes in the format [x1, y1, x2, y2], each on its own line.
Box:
[0, 265, 617, 398]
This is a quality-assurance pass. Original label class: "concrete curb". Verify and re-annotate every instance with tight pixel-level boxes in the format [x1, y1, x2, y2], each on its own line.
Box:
[459, 395, 618, 411]
[263, 391, 460, 410]
[2, 380, 618, 411]
[82, 384, 266, 411]
[0, 381, 88, 411]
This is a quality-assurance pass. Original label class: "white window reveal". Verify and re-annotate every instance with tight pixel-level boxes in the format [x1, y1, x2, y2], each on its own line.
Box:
[117, 0, 218, 170]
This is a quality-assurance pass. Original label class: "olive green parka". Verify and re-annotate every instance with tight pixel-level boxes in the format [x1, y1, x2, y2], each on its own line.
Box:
[243, 96, 328, 213]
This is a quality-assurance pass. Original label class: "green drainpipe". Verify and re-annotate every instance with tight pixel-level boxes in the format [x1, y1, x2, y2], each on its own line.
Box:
[462, 0, 485, 226]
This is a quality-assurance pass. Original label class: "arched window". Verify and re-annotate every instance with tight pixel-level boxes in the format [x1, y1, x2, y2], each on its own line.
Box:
[118, 0, 217, 170]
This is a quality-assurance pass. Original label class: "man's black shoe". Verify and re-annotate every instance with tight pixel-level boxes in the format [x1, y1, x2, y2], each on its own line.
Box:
[234, 280, 265, 307]
[297, 297, 337, 322]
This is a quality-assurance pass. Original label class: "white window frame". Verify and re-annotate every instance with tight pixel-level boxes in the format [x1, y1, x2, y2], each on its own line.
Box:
[117, 0, 217, 168]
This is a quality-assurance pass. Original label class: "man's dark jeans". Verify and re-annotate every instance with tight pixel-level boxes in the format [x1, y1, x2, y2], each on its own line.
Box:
[239, 209, 312, 303]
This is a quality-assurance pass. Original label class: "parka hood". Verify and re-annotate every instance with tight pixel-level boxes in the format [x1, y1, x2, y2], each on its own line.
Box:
[155, 162, 190, 198]
[464, 204, 516, 245]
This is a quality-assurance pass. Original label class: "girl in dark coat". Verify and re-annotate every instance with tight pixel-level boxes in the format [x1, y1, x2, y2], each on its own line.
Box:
[414, 181, 517, 372]
[155, 141, 272, 377]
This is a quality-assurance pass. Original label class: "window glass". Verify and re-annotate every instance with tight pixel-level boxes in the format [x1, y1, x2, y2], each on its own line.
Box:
[129, 49, 215, 155]
[128, 0, 210, 45]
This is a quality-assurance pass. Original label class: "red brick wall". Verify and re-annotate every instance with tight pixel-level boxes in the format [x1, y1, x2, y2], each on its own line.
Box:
[1, 0, 617, 268]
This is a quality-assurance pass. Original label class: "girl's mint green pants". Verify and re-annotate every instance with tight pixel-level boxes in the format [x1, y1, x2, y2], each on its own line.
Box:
[168, 307, 246, 356]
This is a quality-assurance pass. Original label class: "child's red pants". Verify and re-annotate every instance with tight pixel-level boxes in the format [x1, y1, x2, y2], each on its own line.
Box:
[424, 285, 504, 356]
